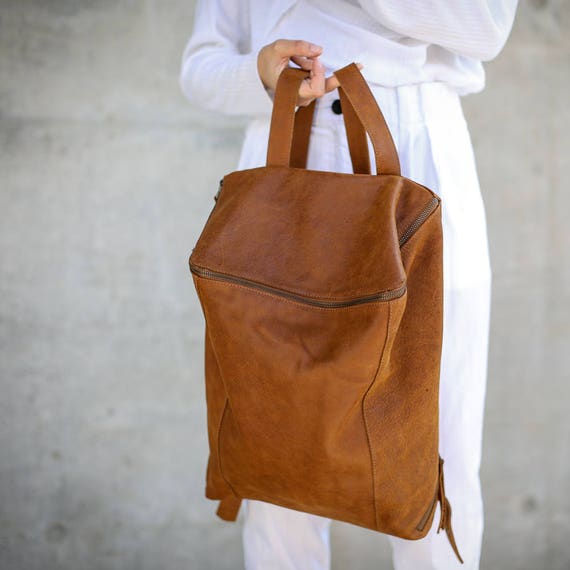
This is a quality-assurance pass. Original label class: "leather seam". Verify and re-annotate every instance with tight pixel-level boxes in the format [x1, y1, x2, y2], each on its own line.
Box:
[362, 300, 393, 531]
[195, 277, 238, 498]
[216, 398, 239, 499]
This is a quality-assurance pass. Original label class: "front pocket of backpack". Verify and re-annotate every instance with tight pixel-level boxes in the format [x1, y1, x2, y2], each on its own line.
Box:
[193, 272, 405, 524]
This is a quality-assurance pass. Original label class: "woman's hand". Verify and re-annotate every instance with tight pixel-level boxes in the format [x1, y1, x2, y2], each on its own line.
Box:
[257, 39, 363, 107]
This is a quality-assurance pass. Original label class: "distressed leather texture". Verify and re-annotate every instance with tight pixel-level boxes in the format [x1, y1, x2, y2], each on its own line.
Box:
[188, 63, 464, 563]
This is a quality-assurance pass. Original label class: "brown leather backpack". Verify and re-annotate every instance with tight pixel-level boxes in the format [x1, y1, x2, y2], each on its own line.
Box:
[189, 62, 463, 564]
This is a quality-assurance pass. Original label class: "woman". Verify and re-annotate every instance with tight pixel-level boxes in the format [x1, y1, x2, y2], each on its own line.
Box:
[179, 1, 518, 568]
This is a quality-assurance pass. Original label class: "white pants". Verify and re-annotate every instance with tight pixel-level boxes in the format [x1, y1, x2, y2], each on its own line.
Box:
[235, 82, 492, 570]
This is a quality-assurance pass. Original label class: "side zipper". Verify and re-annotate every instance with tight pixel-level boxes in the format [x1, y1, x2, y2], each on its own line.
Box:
[398, 196, 440, 247]
[415, 488, 439, 532]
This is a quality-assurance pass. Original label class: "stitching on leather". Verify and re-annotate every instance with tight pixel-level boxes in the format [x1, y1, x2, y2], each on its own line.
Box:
[223, 166, 434, 195]
[216, 398, 239, 498]
[361, 300, 392, 531]
[199, 277, 405, 312]
[195, 278, 238, 496]
[226, 164, 396, 181]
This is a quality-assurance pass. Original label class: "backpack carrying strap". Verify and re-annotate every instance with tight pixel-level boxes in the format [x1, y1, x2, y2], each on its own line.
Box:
[290, 98, 316, 169]
[291, 89, 371, 174]
[333, 62, 400, 175]
[267, 62, 400, 176]
[338, 85, 371, 174]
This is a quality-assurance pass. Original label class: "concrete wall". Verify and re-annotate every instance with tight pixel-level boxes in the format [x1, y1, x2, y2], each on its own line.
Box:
[461, 2, 569, 569]
[0, 1, 568, 568]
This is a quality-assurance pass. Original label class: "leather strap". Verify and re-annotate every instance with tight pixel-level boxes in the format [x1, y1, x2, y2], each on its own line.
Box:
[267, 63, 400, 176]
[338, 85, 371, 174]
[266, 67, 310, 168]
[333, 62, 400, 175]
[290, 90, 370, 174]
[290, 99, 316, 169]
[270, 66, 370, 173]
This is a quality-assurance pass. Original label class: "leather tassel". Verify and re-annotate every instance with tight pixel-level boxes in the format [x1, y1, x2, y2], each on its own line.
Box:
[437, 456, 465, 564]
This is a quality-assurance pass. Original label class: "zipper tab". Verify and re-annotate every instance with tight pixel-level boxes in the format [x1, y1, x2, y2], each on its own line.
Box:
[436, 456, 464, 564]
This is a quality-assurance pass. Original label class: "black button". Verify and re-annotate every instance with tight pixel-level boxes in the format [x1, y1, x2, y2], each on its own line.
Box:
[331, 98, 342, 114]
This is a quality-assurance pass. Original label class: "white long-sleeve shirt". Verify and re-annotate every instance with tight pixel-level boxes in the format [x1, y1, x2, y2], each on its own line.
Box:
[179, 0, 518, 118]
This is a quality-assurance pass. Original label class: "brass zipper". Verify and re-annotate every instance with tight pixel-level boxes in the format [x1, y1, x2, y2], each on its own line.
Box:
[416, 488, 439, 531]
[189, 264, 406, 308]
[399, 196, 440, 247]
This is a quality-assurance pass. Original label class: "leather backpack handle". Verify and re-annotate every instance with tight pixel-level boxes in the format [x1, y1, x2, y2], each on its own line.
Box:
[266, 66, 311, 168]
[338, 85, 371, 174]
[333, 62, 400, 176]
[290, 94, 370, 174]
[267, 66, 369, 172]
[266, 62, 400, 176]
[290, 98, 317, 169]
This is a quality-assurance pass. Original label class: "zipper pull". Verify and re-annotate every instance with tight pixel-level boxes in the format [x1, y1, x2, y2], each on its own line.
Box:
[436, 455, 464, 564]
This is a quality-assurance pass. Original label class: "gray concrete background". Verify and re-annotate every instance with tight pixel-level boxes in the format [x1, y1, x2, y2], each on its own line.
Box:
[0, 1, 568, 569]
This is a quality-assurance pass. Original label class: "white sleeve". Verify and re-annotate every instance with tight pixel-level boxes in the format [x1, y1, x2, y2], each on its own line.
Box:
[179, 0, 274, 117]
[356, 0, 519, 61]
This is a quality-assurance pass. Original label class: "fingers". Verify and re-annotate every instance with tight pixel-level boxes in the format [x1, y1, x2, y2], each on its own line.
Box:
[271, 39, 365, 106]
[273, 39, 323, 58]
[324, 62, 364, 94]
[298, 57, 326, 105]
[289, 55, 315, 70]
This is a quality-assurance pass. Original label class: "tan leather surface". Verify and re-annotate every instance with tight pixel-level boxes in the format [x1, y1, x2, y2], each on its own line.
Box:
[189, 62, 463, 563]
[290, 98, 316, 169]
[338, 85, 371, 174]
[333, 64, 400, 176]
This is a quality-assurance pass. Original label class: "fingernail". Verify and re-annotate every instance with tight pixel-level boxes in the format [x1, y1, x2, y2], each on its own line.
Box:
[309, 44, 322, 52]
